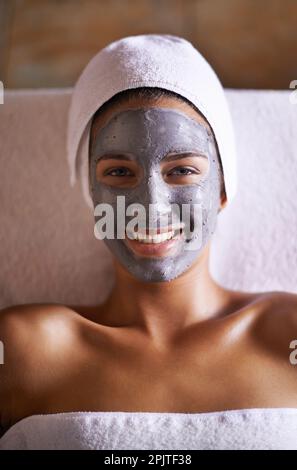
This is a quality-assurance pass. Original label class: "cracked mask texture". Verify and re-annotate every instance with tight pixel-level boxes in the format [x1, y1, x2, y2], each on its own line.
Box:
[89, 107, 222, 282]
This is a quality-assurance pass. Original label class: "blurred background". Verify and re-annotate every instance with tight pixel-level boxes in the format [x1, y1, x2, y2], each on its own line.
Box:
[0, 0, 296, 90]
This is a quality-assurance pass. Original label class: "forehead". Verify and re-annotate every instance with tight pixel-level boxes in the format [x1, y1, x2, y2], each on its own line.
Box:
[90, 96, 212, 143]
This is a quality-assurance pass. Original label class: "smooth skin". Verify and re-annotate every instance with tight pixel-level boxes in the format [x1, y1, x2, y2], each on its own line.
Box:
[1, 96, 297, 438]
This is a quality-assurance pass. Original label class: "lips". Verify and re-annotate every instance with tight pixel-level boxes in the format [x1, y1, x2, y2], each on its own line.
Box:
[126, 222, 185, 242]
[124, 222, 185, 257]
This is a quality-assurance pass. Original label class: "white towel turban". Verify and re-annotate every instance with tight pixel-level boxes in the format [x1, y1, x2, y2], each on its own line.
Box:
[67, 33, 238, 210]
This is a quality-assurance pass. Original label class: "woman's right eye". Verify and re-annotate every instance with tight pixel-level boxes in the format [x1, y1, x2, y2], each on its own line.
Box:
[103, 167, 134, 177]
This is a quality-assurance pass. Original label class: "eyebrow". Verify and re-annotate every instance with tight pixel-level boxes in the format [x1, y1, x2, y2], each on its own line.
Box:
[96, 152, 208, 162]
[97, 154, 133, 161]
[163, 152, 208, 161]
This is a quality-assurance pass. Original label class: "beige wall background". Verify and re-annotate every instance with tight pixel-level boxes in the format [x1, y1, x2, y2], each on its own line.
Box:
[0, 0, 296, 89]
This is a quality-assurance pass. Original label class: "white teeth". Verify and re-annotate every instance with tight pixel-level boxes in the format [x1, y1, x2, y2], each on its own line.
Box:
[126, 226, 183, 244]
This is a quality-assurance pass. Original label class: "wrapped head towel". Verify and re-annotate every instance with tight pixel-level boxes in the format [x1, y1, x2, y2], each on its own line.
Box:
[66, 33, 238, 210]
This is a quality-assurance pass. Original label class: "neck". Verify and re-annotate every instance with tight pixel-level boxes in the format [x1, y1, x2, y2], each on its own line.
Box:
[100, 243, 232, 346]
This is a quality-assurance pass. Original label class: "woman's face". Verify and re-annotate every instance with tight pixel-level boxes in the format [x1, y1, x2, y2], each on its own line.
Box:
[89, 97, 226, 282]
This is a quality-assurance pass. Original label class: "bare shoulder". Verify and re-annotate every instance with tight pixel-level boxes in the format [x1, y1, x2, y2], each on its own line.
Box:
[254, 290, 297, 322]
[0, 303, 77, 356]
[221, 289, 297, 352]
[0, 302, 79, 362]
[0, 303, 78, 428]
[232, 289, 297, 317]
[246, 290, 297, 356]
[0, 302, 73, 322]
[261, 290, 297, 305]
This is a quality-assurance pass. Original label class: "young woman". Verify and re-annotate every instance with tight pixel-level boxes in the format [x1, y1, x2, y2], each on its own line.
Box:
[1, 34, 297, 450]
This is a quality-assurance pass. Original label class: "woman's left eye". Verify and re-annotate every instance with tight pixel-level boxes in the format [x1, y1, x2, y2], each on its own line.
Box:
[167, 167, 199, 176]
[104, 167, 134, 177]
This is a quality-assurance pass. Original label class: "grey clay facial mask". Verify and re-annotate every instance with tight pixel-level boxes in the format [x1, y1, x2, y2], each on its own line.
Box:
[89, 107, 222, 282]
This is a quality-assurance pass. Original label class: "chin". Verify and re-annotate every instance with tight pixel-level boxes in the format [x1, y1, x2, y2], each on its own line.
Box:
[118, 256, 195, 283]
[106, 238, 205, 283]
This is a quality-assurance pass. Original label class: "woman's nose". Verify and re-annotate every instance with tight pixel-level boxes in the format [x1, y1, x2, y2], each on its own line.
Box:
[141, 172, 172, 218]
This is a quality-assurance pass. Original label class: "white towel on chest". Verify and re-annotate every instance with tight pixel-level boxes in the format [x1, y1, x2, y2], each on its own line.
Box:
[1, 408, 297, 450]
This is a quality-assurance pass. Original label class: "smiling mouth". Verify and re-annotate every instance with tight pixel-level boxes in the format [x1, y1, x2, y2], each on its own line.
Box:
[126, 222, 185, 244]
[123, 222, 186, 258]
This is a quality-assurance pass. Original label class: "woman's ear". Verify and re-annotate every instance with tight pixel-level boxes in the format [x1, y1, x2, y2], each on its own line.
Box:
[218, 191, 227, 213]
